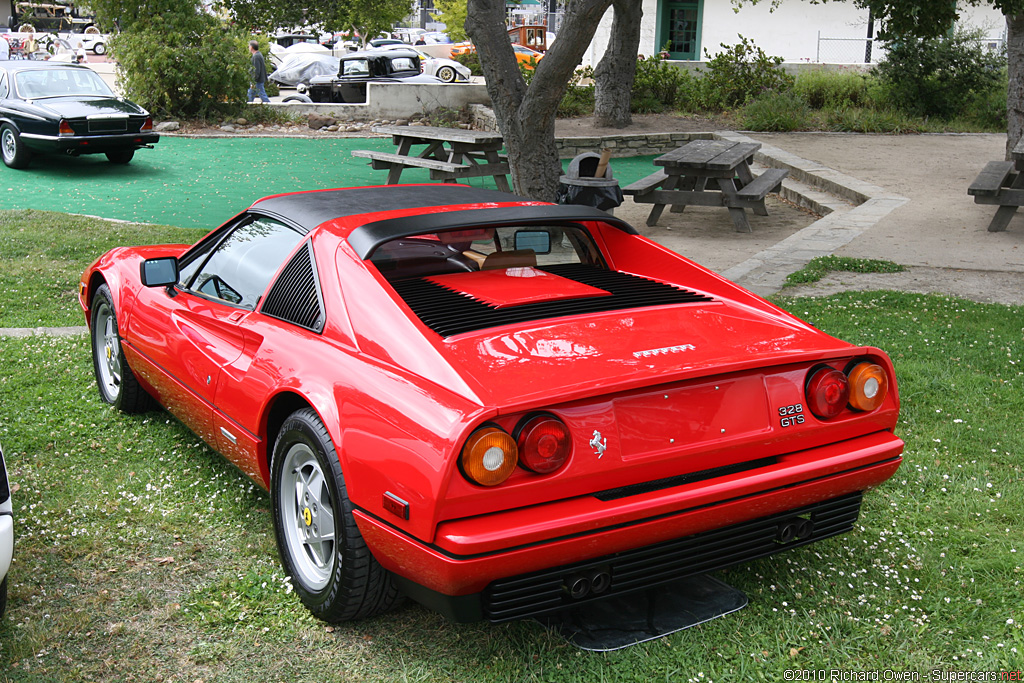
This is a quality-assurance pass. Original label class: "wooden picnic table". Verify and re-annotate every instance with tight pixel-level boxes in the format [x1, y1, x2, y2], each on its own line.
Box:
[621, 139, 788, 233]
[968, 137, 1024, 232]
[351, 125, 511, 192]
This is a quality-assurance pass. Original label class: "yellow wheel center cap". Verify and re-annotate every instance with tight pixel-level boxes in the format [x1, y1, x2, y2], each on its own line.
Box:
[302, 507, 312, 526]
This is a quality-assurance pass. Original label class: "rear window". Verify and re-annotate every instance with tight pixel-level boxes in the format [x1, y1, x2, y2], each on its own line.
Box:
[369, 225, 604, 281]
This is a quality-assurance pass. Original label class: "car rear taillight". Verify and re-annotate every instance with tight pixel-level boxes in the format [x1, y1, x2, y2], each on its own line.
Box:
[847, 362, 888, 412]
[58, 119, 74, 136]
[141, 116, 153, 132]
[805, 366, 849, 420]
[460, 426, 517, 486]
[515, 415, 571, 474]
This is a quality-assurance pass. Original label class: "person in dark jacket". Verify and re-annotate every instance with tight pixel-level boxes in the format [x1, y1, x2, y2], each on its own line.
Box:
[248, 40, 270, 103]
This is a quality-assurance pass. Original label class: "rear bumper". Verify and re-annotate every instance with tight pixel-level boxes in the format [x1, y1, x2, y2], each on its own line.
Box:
[22, 131, 159, 155]
[355, 431, 903, 621]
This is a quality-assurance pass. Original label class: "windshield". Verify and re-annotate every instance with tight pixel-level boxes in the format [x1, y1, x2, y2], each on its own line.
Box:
[15, 68, 115, 99]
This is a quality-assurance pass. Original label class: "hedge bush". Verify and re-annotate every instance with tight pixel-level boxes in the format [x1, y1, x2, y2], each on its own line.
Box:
[112, 13, 250, 119]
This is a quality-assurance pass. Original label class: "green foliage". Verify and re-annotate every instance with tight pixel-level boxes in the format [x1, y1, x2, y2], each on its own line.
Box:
[79, 0, 198, 31]
[739, 91, 811, 131]
[700, 35, 794, 110]
[112, 13, 250, 119]
[216, 0, 409, 42]
[453, 51, 481, 76]
[434, 0, 468, 43]
[872, 27, 1006, 120]
[822, 106, 921, 133]
[630, 55, 696, 113]
[793, 69, 872, 109]
[785, 256, 906, 286]
[557, 67, 595, 118]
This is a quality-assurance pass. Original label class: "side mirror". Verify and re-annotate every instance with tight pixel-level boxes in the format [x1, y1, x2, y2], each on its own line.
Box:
[140, 257, 179, 288]
[514, 230, 551, 255]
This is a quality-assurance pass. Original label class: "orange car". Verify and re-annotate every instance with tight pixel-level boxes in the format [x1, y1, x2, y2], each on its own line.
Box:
[450, 41, 543, 69]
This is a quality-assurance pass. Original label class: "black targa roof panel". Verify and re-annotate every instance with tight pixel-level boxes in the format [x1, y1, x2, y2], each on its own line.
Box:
[251, 185, 531, 232]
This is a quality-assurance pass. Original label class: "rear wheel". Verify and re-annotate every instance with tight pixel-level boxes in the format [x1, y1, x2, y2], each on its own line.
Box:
[1, 125, 31, 169]
[90, 284, 153, 413]
[0, 576, 7, 619]
[105, 149, 134, 164]
[92, 41, 105, 55]
[271, 408, 400, 623]
[282, 94, 312, 104]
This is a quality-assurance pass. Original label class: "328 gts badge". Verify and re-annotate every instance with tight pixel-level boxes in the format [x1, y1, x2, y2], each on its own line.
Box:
[778, 403, 805, 427]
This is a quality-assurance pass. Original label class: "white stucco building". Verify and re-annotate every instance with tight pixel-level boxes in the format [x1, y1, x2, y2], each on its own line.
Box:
[583, 0, 1007, 67]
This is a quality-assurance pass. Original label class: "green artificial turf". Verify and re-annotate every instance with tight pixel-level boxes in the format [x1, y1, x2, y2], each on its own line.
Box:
[0, 136, 661, 230]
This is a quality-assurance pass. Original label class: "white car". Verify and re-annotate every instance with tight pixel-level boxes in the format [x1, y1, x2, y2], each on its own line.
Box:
[376, 44, 470, 83]
[1, 441, 12, 619]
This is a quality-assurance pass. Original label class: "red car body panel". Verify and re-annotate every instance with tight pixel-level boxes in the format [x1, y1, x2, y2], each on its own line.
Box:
[79, 185, 903, 623]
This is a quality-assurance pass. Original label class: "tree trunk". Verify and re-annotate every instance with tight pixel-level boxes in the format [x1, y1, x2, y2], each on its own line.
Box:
[593, 0, 643, 128]
[466, 0, 612, 200]
[1007, 13, 1024, 158]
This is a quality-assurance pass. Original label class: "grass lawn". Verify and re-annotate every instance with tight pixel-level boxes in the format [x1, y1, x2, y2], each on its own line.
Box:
[0, 213, 1022, 681]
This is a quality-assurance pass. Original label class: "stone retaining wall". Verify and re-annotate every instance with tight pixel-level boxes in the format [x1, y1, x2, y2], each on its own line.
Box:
[468, 104, 712, 159]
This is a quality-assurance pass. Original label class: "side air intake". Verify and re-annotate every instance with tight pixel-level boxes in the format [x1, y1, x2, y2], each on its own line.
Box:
[262, 242, 325, 333]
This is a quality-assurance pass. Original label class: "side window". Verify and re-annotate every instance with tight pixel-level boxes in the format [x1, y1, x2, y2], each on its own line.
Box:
[181, 217, 304, 309]
[0, 72, 7, 99]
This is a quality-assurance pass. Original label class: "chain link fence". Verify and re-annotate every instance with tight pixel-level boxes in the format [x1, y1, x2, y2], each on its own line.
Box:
[816, 32, 1007, 64]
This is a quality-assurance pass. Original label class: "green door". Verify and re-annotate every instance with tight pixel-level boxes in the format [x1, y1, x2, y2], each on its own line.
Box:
[659, 0, 702, 60]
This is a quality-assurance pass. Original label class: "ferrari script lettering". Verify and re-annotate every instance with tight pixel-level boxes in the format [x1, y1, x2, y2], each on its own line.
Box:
[632, 344, 696, 359]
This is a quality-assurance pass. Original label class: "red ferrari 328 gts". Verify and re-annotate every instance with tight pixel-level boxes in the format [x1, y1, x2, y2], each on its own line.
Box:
[79, 185, 903, 624]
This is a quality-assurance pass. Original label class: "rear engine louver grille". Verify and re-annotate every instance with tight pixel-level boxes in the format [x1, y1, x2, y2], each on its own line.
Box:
[262, 242, 325, 333]
[390, 263, 714, 337]
[481, 492, 864, 622]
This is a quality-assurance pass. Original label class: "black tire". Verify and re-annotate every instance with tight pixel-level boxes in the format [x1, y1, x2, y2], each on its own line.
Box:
[436, 65, 456, 83]
[1, 125, 31, 170]
[0, 576, 7, 619]
[90, 284, 153, 413]
[93, 41, 105, 55]
[271, 408, 400, 623]
[282, 94, 313, 104]
[105, 149, 134, 164]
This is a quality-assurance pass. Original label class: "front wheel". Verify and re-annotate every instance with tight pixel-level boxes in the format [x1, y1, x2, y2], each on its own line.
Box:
[105, 149, 134, 164]
[92, 41, 105, 55]
[282, 94, 312, 104]
[90, 284, 153, 413]
[1, 125, 31, 169]
[271, 408, 400, 623]
[436, 65, 456, 83]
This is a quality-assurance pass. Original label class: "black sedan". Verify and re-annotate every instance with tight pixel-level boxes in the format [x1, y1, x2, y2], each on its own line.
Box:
[0, 62, 159, 169]
[301, 49, 442, 103]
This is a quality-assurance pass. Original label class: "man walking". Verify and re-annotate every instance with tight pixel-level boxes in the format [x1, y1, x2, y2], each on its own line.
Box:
[248, 40, 270, 103]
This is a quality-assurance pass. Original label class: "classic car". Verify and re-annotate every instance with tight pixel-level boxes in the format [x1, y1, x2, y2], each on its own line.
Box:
[1, 440, 12, 619]
[301, 49, 442, 103]
[378, 44, 470, 83]
[79, 185, 903, 624]
[0, 62, 158, 169]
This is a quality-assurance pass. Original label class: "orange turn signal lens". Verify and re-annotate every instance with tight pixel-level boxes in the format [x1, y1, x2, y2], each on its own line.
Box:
[58, 119, 74, 136]
[141, 116, 154, 132]
[460, 426, 517, 487]
[847, 362, 887, 412]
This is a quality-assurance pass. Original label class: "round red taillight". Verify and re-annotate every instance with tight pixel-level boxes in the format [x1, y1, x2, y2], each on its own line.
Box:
[516, 415, 571, 474]
[847, 362, 888, 412]
[460, 426, 517, 486]
[806, 367, 849, 420]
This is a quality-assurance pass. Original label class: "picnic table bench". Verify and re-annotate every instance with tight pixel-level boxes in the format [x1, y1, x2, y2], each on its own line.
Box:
[351, 125, 511, 191]
[622, 139, 788, 232]
[968, 140, 1024, 232]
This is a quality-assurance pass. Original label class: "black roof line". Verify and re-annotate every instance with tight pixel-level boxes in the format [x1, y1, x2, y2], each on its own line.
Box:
[350, 204, 639, 259]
